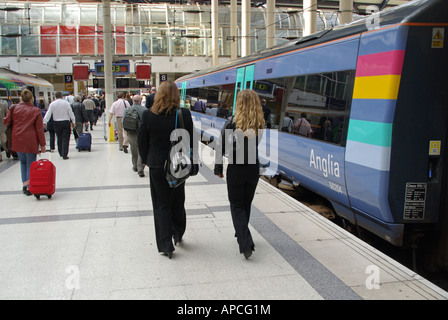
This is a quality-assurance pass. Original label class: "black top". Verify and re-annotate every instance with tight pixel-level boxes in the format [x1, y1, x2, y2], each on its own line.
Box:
[214, 117, 261, 176]
[137, 107, 197, 168]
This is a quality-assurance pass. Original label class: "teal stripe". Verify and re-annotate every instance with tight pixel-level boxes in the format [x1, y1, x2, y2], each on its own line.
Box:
[347, 119, 392, 147]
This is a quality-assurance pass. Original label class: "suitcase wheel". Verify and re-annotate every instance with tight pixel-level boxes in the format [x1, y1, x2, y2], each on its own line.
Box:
[47, 194, 52, 199]
[34, 195, 40, 200]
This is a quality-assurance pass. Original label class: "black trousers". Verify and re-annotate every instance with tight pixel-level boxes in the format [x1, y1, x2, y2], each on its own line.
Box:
[53, 120, 71, 158]
[149, 167, 187, 253]
[226, 164, 259, 253]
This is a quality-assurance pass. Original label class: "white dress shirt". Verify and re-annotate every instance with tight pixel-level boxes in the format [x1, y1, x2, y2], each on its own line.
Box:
[44, 98, 75, 123]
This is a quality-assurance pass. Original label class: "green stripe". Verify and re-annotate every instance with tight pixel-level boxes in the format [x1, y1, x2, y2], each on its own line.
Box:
[347, 119, 392, 147]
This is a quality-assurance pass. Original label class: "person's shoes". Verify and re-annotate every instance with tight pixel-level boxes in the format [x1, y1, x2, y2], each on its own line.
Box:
[123, 146, 128, 153]
[5, 151, 10, 158]
[22, 186, 27, 194]
[63, 156, 69, 160]
[132, 167, 138, 172]
[163, 251, 173, 259]
[138, 171, 145, 177]
[243, 247, 253, 259]
[119, 148, 123, 151]
[25, 190, 32, 196]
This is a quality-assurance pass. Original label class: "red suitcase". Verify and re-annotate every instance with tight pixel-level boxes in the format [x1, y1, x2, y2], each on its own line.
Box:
[29, 159, 56, 199]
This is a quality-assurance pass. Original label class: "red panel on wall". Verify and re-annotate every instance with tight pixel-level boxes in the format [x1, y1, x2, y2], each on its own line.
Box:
[135, 64, 151, 80]
[40, 26, 57, 55]
[73, 64, 90, 81]
[79, 26, 96, 55]
[115, 26, 126, 54]
[60, 26, 77, 55]
[97, 26, 104, 55]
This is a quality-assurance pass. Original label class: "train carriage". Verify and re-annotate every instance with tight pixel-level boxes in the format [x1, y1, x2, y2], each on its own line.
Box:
[176, 0, 448, 270]
[0, 68, 54, 108]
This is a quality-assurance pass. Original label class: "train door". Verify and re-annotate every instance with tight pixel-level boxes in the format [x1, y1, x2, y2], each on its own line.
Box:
[233, 64, 255, 114]
[26, 86, 37, 107]
[180, 81, 187, 108]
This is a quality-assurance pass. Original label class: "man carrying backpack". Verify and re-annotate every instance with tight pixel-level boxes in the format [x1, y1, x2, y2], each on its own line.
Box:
[123, 95, 147, 177]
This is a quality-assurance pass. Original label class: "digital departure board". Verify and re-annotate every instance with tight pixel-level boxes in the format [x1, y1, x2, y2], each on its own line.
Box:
[94, 61, 130, 76]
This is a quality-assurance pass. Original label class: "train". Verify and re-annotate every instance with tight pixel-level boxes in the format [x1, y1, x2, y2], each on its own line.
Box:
[176, 0, 448, 271]
[0, 67, 54, 108]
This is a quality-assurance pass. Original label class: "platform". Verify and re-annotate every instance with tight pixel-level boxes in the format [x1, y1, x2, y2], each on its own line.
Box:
[0, 118, 447, 300]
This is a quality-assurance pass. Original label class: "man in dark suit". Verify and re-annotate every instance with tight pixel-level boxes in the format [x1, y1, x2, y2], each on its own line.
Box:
[145, 87, 157, 109]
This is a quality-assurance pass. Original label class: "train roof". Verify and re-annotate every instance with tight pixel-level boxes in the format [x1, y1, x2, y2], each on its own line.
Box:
[176, 0, 446, 83]
[0, 67, 53, 88]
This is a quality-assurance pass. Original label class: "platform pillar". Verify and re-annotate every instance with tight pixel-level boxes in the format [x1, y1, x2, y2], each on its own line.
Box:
[103, 0, 115, 143]
[303, 0, 317, 36]
[339, 0, 353, 25]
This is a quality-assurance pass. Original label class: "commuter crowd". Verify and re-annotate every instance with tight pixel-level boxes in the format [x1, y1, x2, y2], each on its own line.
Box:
[1, 84, 267, 261]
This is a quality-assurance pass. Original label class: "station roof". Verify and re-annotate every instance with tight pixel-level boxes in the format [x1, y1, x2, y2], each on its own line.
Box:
[10, 0, 412, 11]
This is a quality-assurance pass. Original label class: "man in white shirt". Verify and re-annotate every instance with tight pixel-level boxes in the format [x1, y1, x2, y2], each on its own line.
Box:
[108, 92, 130, 152]
[44, 91, 75, 160]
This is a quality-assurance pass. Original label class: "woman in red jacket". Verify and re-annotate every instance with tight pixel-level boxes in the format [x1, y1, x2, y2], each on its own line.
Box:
[3, 89, 46, 195]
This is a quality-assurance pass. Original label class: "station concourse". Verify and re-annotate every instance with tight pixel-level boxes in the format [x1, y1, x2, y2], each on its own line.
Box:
[0, 120, 447, 300]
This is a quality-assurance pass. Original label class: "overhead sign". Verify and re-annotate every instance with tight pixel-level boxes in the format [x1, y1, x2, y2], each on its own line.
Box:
[135, 64, 151, 80]
[72, 64, 90, 81]
[94, 61, 130, 76]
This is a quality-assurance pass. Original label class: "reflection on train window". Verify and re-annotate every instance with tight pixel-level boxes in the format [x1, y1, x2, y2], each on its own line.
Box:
[287, 71, 354, 145]
[187, 84, 235, 118]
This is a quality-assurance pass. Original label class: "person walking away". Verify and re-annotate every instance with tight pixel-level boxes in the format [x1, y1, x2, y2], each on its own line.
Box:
[0, 100, 10, 161]
[3, 89, 46, 195]
[71, 95, 88, 134]
[83, 96, 96, 131]
[137, 81, 197, 259]
[43, 91, 75, 160]
[145, 87, 156, 109]
[214, 89, 265, 259]
[92, 94, 100, 125]
[108, 92, 130, 153]
[123, 94, 146, 177]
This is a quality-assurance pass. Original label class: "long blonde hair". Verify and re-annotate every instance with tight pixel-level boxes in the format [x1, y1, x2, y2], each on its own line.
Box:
[151, 81, 180, 115]
[233, 89, 265, 135]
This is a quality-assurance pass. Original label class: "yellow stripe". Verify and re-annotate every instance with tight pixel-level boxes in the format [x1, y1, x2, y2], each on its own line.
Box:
[352, 75, 401, 100]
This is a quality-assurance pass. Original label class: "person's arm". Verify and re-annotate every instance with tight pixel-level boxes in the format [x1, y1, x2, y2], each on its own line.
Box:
[34, 110, 46, 153]
[137, 110, 150, 165]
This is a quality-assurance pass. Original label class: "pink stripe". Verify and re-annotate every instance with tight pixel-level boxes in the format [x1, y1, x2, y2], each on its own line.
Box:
[356, 50, 405, 77]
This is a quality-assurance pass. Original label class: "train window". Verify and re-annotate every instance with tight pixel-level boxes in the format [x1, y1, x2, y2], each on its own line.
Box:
[286, 70, 355, 145]
[0, 89, 7, 100]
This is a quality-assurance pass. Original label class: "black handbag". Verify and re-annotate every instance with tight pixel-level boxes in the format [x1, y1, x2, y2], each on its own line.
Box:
[164, 109, 198, 188]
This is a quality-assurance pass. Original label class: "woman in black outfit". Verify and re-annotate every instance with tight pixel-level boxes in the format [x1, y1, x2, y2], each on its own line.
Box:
[214, 89, 265, 259]
[137, 81, 196, 259]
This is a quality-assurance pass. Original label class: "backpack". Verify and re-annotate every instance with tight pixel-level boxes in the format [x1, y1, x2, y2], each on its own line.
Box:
[122, 108, 140, 132]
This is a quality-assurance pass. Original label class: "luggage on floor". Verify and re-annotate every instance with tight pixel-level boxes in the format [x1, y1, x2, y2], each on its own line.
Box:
[76, 132, 92, 152]
[29, 159, 56, 200]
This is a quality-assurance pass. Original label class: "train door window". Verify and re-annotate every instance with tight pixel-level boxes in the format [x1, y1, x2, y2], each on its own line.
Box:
[233, 65, 255, 114]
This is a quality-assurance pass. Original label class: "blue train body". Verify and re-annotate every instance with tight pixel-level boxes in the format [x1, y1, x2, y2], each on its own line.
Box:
[177, 0, 448, 269]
